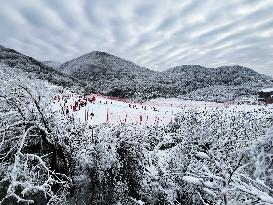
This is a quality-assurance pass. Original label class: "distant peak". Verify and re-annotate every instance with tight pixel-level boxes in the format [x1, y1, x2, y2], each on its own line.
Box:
[92, 51, 108, 54]
[87, 51, 113, 57]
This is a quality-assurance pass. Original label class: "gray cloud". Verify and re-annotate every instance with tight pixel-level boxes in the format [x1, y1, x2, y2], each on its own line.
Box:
[0, 0, 273, 76]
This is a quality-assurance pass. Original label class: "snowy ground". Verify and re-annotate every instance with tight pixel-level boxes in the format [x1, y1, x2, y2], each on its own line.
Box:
[52, 93, 273, 126]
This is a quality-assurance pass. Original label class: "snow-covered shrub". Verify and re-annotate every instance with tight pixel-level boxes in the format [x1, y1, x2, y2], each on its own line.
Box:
[68, 124, 147, 204]
[0, 66, 74, 204]
[178, 109, 273, 204]
[62, 106, 273, 205]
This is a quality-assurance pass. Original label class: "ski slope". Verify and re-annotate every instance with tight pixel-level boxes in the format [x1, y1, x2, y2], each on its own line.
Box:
[52, 93, 273, 126]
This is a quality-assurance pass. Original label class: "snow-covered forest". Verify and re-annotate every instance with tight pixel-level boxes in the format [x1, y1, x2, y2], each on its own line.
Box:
[1, 62, 273, 205]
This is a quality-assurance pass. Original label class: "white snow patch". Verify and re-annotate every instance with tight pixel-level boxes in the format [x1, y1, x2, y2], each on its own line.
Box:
[182, 176, 202, 185]
[196, 152, 210, 160]
[259, 88, 273, 92]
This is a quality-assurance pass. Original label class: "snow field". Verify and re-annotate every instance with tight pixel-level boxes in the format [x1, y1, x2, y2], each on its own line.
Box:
[52, 94, 176, 126]
[52, 93, 273, 126]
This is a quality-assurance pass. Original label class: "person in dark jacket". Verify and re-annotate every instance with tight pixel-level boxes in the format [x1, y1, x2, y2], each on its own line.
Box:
[66, 108, 69, 115]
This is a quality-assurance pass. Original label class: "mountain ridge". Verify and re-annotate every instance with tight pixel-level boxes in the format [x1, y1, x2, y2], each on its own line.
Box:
[58, 50, 147, 75]
[0, 45, 84, 88]
[57, 50, 273, 100]
[1, 44, 273, 101]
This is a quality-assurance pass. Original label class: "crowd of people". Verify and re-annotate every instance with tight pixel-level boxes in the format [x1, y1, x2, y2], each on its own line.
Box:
[53, 95, 96, 117]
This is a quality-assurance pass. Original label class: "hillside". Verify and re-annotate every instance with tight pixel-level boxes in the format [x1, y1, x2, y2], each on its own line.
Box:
[59, 51, 143, 73]
[59, 52, 273, 101]
[59, 51, 161, 98]
[164, 65, 270, 86]
[163, 65, 273, 101]
[0, 45, 82, 88]
[1, 45, 272, 101]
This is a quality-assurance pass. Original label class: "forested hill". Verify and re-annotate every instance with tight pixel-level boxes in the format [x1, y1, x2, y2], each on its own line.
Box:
[1, 45, 273, 101]
[0, 45, 82, 88]
[58, 51, 273, 101]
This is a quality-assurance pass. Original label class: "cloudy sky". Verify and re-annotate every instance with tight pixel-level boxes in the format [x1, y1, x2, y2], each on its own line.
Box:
[1, 0, 273, 76]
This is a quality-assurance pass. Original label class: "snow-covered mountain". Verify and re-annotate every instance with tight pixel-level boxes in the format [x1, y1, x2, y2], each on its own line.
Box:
[1, 45, 272, 101]
[59, 51, 160, 98]
[162, 65, 273, 101]
[59, 51, 144, 73]
[0, 45, 81, 88]
[164, 65, 270, 86]
[59, 51, 273, 101]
